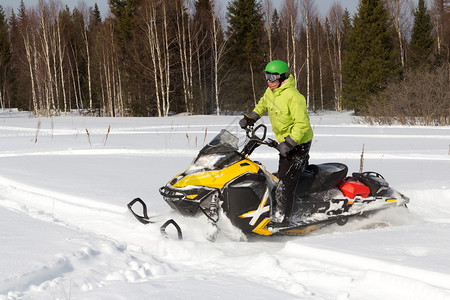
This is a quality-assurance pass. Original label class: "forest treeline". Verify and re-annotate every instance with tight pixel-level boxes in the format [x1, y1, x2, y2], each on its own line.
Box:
[0, 0, 448, 124]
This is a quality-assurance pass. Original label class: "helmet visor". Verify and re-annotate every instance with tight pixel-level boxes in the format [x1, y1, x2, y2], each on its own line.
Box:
[265, 72, 280, 83]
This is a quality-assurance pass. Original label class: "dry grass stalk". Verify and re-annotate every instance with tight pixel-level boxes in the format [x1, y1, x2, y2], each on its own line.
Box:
[34, 120, 41, 143]
[104, 125, 111, 147]
[359, 143, 365, 173]
[86, 129, 92, 147]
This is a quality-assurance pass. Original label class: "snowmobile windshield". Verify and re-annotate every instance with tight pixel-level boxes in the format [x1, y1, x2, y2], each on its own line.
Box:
[188, 130, 241, 173]
[208, 129, 239, 150]
[199, 129, 239, 155]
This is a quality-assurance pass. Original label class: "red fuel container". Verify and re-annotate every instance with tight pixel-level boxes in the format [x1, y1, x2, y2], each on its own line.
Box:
[339, 178, 370, 199]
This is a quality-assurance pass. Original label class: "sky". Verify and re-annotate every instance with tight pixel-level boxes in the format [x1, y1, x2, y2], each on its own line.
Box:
[1, 0, 361, 19]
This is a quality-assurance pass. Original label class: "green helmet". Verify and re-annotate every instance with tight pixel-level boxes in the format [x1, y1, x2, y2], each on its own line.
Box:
[264, 60, 289, 74]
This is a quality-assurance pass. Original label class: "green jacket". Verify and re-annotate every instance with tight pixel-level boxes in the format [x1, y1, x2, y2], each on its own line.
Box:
[253, 75, 313, 145]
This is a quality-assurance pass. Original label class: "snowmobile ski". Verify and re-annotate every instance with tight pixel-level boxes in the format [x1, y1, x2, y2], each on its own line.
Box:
[128, 198, 184, 239]
[128, 198, 153, 224]
[160, 219, 183, 240]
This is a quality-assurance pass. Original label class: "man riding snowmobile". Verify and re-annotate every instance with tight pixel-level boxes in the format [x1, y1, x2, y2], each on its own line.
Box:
[240, 60, 313, 227]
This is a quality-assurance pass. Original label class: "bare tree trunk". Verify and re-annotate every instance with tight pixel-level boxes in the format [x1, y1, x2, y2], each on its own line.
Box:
[83, 24, 93, 114]
[337, 25, 342, 112]
[142, 1, 162, 117]
[101, 24, 114, 117]
[281, 0, 299, 85]
[110, 41, 117, 116]
[317, 19, 324, 111]
[39, 1, 55, 115]
[263, 0, 274, 61]
[70, 42, 84, 111]
[325, 20, 339, 111]
[186, 0, 194, 114]
[211, 0, 228, 116]
[99, 66, 106, 115]
[195, 29, 204, 112]
[32, 35, 44, 114]
[431, 0, 445, 57]
[163, 2, 171, 116]
[327, 3, 344, 111]
[76, 52, 84, 111]
[176, 0, 190, 114]
[250, 61, 257, 105]
[50, 12, 60, 113]
[67, 53, 79, 112]
[104, 47, 113, 116]
[56, 14, 67, 113]
[115, 49, 124, 117]
[77, 5, 93, 114]
[291, 8, 297, 89]
[302, 0, 312, 109]
[386, 0, 411, 68]
[286, 23, 290, 68]
[212, 2, 220, 115]
[146, 0, 170, 117]
[22, 28, 39, 116]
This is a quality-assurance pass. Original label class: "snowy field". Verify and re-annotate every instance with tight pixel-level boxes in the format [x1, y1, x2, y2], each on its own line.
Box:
[0, 110, 449, 299]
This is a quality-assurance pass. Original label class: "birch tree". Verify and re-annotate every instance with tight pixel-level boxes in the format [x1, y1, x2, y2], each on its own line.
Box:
[386, 0, 412, 68]
[176, 0, 194, 114]
[78, 3, 93, 113]
[262, 0, 274, 61]
[281, 0, 299, 88]
[211, 1, 228, 115]
[138, 0, 171, 117]
[326, 3, 345, 111]
[38, 0, 56, 115]
[300, 0, 316, 109]
[315, 17, 324, 111]
[430, 0, 450, 63]
[19, 5, 39, 115]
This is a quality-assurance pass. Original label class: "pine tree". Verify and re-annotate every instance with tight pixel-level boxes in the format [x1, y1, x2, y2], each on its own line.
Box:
[109, 0, 141, 50]
[226, 0, 266, 108]
[271, 9, 281, 58]
[409, 0, 434, 68]
[90, 3, 102, 29]
[341, 0, 400, 113]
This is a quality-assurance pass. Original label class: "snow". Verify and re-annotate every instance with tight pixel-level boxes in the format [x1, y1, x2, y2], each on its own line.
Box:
[0, 110, 449, 299]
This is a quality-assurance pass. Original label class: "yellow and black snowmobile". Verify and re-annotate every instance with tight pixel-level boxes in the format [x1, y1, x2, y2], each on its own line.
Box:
[128, 125, 409, 239]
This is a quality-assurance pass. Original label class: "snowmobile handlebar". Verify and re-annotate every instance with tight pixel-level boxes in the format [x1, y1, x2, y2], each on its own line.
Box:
[245, 124, 278, 147]
[242, 124, 278, 156]
[245, 124, 267, 141]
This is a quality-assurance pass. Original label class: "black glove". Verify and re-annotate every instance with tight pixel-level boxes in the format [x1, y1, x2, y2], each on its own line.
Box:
[277, 136, 297, 157]
[277, 142, 292, 157]
[239, 112, 259, 129]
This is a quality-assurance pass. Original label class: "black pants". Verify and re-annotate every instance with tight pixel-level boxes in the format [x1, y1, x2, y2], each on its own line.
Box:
[274, 140, 311, 222]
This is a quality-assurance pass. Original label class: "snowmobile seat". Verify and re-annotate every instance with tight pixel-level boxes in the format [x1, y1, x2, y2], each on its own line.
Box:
[310, 163, 348, 190]
[295, 163, 348, 196]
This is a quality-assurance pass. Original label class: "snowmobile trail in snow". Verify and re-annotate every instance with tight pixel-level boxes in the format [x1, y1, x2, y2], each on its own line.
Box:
[1, 175, 450, 299]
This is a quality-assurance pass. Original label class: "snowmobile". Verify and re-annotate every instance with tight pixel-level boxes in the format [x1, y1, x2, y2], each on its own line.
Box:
[128, 124, 409, 239]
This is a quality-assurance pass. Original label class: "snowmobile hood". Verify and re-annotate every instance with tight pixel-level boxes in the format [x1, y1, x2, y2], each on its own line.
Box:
[171, 158, 260, 189]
